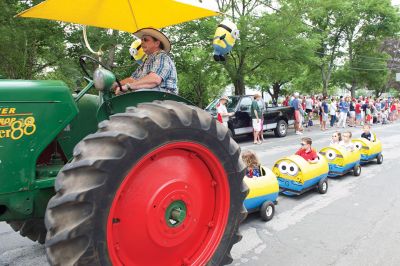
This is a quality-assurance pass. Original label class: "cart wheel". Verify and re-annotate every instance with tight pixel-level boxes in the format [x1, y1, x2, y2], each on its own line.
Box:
[260, 201, 275, 222]
[317, 179, 328, 194]
[45, 101, 248, 266]
[353, 165, 362, 176]
[377, 154, 383, 164]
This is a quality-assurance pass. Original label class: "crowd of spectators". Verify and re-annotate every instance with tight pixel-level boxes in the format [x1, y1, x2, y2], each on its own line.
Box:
[282, 94, 399, 132]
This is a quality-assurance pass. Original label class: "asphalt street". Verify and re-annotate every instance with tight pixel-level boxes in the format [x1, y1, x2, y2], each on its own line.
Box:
[231, 121, 400, 266]
[1, 121, 399, 266]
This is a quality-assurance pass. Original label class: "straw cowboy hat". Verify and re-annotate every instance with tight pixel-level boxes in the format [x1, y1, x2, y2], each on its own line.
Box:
[134, 28, 171, 53]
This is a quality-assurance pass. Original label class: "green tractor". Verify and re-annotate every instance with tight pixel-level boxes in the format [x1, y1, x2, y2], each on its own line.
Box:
[0, 2, 248, 266]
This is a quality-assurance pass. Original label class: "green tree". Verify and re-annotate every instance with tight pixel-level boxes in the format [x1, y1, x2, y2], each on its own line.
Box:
[247, 0, 319, 102]
[306, 0, 399, 97]
[0, 0, 68, 79]
[341, 0, 399, 97]
[176, 47, 228, 107]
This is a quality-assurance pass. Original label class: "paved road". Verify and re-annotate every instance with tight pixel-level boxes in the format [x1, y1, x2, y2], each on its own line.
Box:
[231, 122, 400, 266]
[1, 122, 399, 266]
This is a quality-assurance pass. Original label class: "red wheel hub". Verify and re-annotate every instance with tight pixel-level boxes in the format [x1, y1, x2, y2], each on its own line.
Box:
[107, 142, 230, 266]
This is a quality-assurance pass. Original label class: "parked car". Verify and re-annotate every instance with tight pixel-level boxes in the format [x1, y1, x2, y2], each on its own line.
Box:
[205, 95, 295, 137]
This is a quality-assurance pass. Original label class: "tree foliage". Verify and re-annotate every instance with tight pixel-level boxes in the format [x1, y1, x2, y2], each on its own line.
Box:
[0, 0, 399, 106]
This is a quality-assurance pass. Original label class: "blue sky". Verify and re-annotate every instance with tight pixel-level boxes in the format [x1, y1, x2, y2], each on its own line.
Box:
[179, 0, 400, 10]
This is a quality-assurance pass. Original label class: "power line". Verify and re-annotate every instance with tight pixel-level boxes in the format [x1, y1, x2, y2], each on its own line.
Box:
[314, 51, 395, 61]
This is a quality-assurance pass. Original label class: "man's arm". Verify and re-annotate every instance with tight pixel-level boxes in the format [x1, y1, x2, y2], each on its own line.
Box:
[253, 103, 260, 121]
[128, 72, 162, 90]
[254, 109, 259, 120]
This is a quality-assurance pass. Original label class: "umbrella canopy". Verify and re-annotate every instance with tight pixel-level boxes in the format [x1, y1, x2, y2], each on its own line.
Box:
[17, 0, 219, 33]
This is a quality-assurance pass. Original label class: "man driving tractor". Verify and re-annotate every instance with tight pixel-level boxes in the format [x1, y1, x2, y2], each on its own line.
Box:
[114, 28, 178, 95]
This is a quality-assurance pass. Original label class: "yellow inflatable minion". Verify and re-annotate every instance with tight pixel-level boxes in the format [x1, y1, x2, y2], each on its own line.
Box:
[129, 39, 147, 65]
[272, 155, 329, 196]
[213, 19, 239, 62]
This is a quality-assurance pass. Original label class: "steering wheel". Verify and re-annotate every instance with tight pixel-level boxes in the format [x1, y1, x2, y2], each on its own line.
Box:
[79, 55, 123, 92]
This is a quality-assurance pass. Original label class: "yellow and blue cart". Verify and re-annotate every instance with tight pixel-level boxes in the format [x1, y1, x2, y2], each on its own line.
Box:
[352, 137, 383, 165]
[320, 145, 362, 177]
[244, 166, 279, 221]
[272, 155, 329, 196]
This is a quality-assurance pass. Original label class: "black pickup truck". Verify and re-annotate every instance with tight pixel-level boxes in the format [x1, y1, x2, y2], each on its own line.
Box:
[205, 95, 295, 137]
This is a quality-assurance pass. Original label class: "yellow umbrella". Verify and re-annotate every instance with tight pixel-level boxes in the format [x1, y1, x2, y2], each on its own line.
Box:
[17, 0, 219, 33]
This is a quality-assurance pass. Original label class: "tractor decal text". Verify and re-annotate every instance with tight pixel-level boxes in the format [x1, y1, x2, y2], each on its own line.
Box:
[0, 108, 36, 140]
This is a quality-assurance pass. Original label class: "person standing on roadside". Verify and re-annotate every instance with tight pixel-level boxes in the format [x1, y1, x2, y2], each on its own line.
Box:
[349, 98, 356, 127]
[338, 96, 349, 128]
[355, 100, 362, 126]
[321, 97, 328, 131]
[375, 99, 382, 123]
[251, 94, 263, 144]
[216, 96, 234, 127]
[305, 96, 314, 128]
[329, 97, 337, 128]
[291, 92, 303, 135]
[282, 96, 290, 107]
[361, 99, 368, 125]
[390, 99, 398, 121]
[257, 96, 266, 141]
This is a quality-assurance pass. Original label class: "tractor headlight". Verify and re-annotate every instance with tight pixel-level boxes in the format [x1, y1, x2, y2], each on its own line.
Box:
[93, 68, 105, 91]
[93, 68, 116, 91]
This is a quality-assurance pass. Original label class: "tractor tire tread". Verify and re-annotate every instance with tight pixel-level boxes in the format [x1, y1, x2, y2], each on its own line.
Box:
[7, 218, 46, 244]
[45, 100, 248, 266]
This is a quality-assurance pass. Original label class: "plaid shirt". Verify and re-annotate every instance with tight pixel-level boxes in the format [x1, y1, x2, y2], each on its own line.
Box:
[131, 50, 178, 94]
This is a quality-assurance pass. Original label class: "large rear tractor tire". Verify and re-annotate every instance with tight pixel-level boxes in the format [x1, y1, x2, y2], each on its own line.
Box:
[7, 218, 46, 244]
[45, 100, 248, 266]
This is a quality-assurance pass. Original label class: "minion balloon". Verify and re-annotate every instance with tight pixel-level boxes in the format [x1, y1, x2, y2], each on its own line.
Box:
[213, 19, 240, 62]
[129, 39, 147, 65]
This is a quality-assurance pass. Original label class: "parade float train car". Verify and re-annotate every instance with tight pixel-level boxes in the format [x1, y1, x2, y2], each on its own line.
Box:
[352, 137, 383, 165]
[272, 155, 329, 196]
[320, 145, 362, 177]
[244, 166, 279, 221]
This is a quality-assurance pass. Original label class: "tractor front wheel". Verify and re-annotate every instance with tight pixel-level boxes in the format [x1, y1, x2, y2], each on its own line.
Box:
[45, 101, 247, 266]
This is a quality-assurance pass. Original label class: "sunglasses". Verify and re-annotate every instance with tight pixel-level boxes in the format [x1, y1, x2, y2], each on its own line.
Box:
[300, 143, 306, 146]
[141, 36, 158, 43]
[141, 37, 152, 43]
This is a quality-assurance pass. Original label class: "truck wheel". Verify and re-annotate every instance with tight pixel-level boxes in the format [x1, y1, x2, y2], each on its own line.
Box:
[274, 120, 288, 137]
[7, 218, 46, 244]
[377, 154, 383, 164]
[317, 179, 328, 194]
[260, 201, 275, 222]
[45, 100, 248, 266]
[353, 165, 361, 176]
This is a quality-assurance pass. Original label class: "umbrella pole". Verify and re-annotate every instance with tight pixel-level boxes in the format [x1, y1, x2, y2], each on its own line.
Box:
[83, 26, 103, 59]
